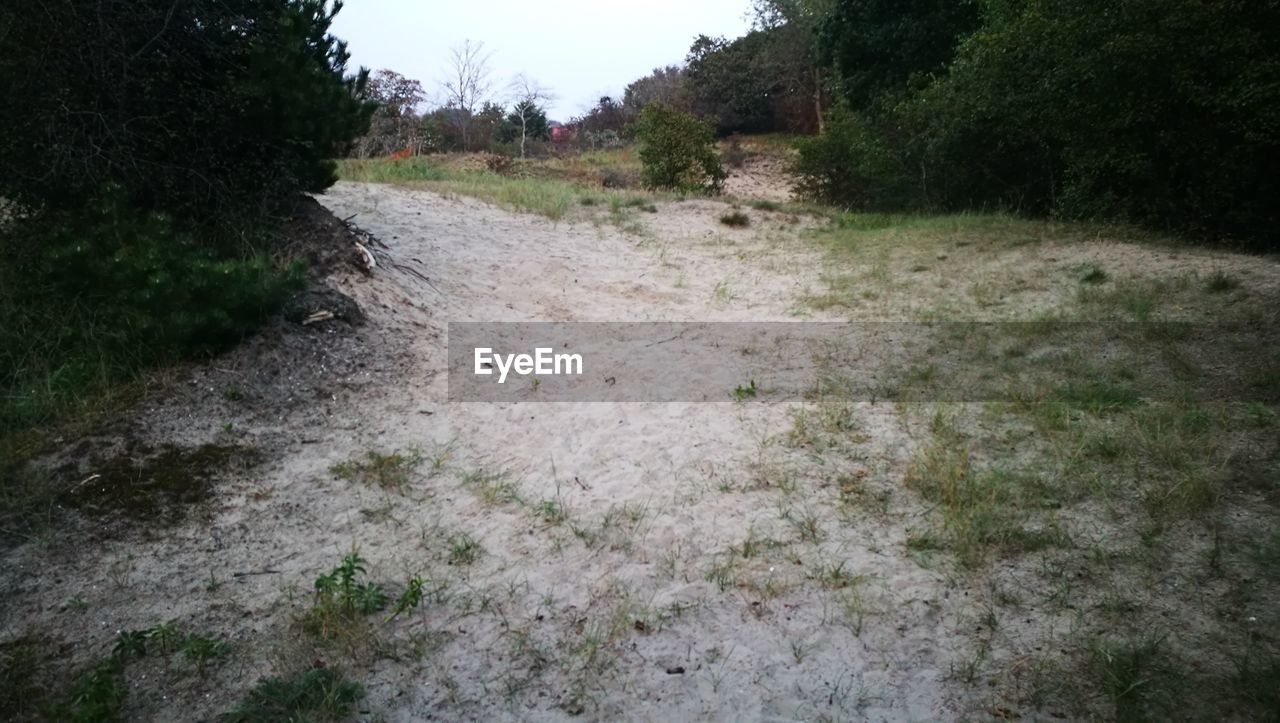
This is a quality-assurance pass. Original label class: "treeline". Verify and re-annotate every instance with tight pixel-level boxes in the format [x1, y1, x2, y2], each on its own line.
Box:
[0, 0, 373, 435]
[352, 63, 556, 158]
[792, 0, 1279, 246]
[576, 0, 1277, 246]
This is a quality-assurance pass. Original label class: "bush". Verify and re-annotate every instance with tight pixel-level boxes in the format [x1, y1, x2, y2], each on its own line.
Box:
[793, 105, 920, 209]
[632, 104, 727, 194]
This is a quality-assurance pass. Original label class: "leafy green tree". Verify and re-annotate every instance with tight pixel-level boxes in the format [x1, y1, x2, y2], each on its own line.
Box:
[684, 33, 779, 134]
[632, 104, 727, 193]
[817, 0, 980, 110]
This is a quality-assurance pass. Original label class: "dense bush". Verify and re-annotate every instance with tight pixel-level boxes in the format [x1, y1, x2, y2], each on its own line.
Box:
[632, 104, 727, 194]
[0, 0, 371, 441]
[800, 0, 1280, 245]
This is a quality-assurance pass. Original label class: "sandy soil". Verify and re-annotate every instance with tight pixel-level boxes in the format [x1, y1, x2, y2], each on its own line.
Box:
[3, 179, 1275, 721]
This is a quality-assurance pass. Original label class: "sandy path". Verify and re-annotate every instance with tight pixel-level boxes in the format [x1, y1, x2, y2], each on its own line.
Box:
[2, 183, 981, 721]
[304, 183, 969, 720]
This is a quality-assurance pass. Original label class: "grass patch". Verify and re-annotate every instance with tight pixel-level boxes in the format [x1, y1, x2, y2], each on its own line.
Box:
[337, 156, 660, 221]
[330, 448, 422, 491]
[1205, 269, 1241, 294]
[224, 667, 363, 723]
[719, 211, 750, 228]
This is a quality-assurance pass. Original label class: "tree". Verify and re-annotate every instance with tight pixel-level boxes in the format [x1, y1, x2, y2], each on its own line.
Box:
[362, 69, 427, 156]
[752, 0, 834, 132]
[684, 33, 778, 135]
[506, 75, 556, 158]
[442, 39, 495, 151]
[0, 0, 373, 225]
[817, 0, 980, 110]
[623, 66, 688, 117]
[632, 104, 727, 193]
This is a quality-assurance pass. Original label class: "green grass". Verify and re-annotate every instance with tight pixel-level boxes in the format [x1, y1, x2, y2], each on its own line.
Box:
[224, 667, 363, 723]
[330, 448, 422, 491]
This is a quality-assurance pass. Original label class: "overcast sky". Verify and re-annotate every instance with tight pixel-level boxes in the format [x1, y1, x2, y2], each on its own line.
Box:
[330, 0, 754, 121]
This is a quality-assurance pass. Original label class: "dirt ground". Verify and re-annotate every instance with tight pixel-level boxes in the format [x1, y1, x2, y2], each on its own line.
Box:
[2, 165, 1277, 721]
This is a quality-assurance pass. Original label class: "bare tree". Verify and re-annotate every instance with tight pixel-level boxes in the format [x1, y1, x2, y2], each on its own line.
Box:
[507, 74, 556, 158]
[442, 39, 494, 151]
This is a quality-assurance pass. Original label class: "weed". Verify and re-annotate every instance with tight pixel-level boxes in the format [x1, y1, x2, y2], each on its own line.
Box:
[330, 448, 421, 491]
[448, 534, 481, 566]
[1080, 264, 1109, 285]
[180, 635, 230, 673]
[1205, 269, 1241, 294]
[720, 211, 750, 228]
[733, 380, 758, 400]
[302, 552, 388, 637]
[1087, 632, 1170, 721]
[57, 662, 127, 722]
[458, 468, 523, 506]
[223, 666, 363, 723]
[385, 576, 426, 622]
[537, 499, 569, 525]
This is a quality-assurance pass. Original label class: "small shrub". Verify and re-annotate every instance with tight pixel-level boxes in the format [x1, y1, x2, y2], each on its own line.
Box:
[794, 106, 917, 208]
[1080, 265, 1109, 284]
[223, 667, 363, 723]
[632, 104, 726, 194]
[484, 153, 516, 175]
[302, 552, 388, 637]
[733, 380, 758, 400]
[720, 211, 750, 228]
[56, 662, 127, 723]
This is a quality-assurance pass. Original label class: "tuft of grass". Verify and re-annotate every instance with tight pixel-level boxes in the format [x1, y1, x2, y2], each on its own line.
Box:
[748, 199, 781, 212]
[1205, 269, 1241, 294]
[1087, 632, 1171, 722]
[447, 534, 480, 566]
[458, 468, 523, 506]
[1080, 264, 1109, 285]
[330, 448, 421, 491]
[719, 210, 750, 228]
[732, 380, 758, 400]
[223, 667, 363, 723]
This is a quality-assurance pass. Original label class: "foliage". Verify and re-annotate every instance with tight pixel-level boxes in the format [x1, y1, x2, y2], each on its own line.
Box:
[223, 667, 363, 723]
[801, 0, 1280, 245]
[56, 662, 127, 723]
[816, 0, 979, 110]
[356, 69, 427, 157]
[0, 196, 302, 441]
[793, 104, 917, 208]
[685, 33, 779, 134]
[0, 0, 373, 224]
[0, 0, 368, 449]
[632, 104, 727, 194]
[312, 553, 389, 620]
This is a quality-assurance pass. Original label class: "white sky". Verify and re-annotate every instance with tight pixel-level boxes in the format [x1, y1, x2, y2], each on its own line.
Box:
[330, 0, 754, 121]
